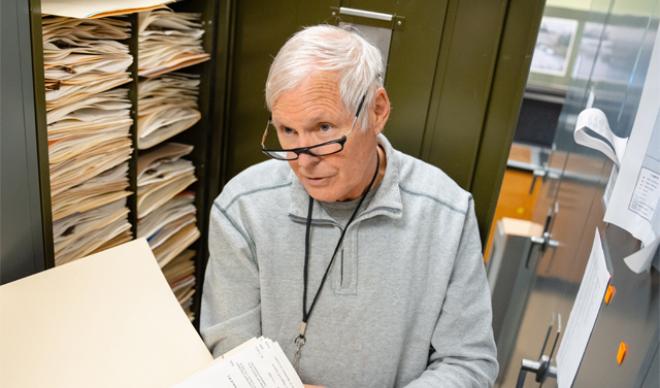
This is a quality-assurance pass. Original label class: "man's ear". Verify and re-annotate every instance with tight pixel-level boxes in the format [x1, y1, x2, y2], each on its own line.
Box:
[370, 87, 391, 135]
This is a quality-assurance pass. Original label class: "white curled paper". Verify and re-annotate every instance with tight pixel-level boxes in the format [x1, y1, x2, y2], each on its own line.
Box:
[623, 236, 660, 274]
[574, 108, 628, 165]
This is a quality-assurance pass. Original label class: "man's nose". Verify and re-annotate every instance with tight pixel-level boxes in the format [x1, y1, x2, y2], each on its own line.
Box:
[297, 152, 320, 169]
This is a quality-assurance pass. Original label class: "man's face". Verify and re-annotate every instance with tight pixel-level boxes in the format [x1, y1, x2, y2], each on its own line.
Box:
[271, 72, 380, 202]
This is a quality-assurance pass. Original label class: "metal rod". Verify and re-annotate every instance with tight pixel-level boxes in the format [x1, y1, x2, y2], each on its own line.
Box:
[339, 7, 394, 21]
[517, 359, 542, 388]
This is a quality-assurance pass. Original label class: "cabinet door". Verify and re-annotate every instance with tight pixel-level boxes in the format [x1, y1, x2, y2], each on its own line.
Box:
[499, 0, 660, 386]
[1, 0, 46, 284]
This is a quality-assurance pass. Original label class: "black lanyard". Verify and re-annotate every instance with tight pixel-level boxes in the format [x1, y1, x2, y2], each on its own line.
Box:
[293, 150, 380, 369]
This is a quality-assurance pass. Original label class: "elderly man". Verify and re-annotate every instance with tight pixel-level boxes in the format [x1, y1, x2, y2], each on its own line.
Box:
[201, 25, 498, 387]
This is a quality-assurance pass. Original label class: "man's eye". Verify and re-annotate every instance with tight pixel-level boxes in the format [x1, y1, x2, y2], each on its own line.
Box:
[280, 127, 296, 135]
[319, 123, 334, 132]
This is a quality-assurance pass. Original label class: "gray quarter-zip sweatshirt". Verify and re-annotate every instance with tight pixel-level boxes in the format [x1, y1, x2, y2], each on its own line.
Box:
[201, 135, 498, 387]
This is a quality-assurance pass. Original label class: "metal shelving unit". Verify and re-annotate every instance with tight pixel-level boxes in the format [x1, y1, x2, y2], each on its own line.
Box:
[24, 0, 229, 328]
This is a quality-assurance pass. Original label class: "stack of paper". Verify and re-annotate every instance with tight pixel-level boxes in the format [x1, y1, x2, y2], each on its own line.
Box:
[134, 8, 209, 317]
[43, 16, 135, 265]
[137, 144, 200, 259]
[137, 73, 201, 149]
[53, 199, 132, 266]
[47, 89, 133, 198]
[138, 8, 210, 78]
[163, 250, 197, 319]
[140, 190, 200, 267]
[51, 163, 131, 221]
[139, 193, 196, 250]
[173, 337, 304, 388]
[42, 17, 133, 110]
[137, 143, 200, 317]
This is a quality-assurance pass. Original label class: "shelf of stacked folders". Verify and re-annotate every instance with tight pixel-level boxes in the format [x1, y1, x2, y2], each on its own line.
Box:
[136, 8, 210, 320]
[42, 17, 134, 265]
[40, 7, 210, 320]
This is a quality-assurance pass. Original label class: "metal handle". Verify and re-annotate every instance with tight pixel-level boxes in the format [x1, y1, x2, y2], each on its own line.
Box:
[338, 7, 394, 21]
[516, 355, 558, 388]
[529, 168, 547, 194]
[516, 314, 562, 387]
[531, 233, 560, 249]
[525, 232, 559, 269]
[524, 204, 560, 268]
[331, 6, 405, 29]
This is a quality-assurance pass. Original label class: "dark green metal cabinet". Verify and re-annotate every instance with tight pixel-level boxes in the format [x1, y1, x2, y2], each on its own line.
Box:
[22, 0, 222, 325]
[215, 0, 544, 241]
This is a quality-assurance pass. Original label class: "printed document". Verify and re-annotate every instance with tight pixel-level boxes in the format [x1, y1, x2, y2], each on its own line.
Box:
[173, 337, 304, 388]
[557, 231, 610, 388]
[604, 28, 660, 247]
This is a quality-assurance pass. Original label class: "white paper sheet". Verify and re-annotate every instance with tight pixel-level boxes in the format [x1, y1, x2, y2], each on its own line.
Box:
[623, 236, 660, 274]
[603, 28, 660, 247]
[557, 231, 610, 388]
[173, 337, 303, 388]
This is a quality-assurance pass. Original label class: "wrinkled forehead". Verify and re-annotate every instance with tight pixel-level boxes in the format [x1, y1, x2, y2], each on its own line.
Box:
[271, 71, 352, 126]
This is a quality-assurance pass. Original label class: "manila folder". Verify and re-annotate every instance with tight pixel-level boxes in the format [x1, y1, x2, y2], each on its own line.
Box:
[0, 238, 213, 388]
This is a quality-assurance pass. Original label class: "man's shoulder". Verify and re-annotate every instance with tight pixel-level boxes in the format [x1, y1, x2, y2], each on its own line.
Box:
[214, 159, 293, 210]
[394, 150, 471, 215]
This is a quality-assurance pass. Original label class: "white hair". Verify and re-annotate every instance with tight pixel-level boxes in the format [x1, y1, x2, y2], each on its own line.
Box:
[265, 24, 384, 129]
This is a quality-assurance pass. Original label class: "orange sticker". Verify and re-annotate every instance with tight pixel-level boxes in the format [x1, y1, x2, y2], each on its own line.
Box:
[617, 341, 627, 365]
[605, 285, 616, 304]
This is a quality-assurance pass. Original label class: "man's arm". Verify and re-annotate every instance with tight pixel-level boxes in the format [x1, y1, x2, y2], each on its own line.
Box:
[200, 202, 261, 357]
[405, 198, 499, 387]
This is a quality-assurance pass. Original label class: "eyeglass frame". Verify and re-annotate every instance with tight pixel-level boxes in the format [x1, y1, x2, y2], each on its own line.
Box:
[260, 92, 368, 161]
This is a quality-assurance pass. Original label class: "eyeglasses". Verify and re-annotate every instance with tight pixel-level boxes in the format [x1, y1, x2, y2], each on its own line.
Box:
[260, 93, 367, 161]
